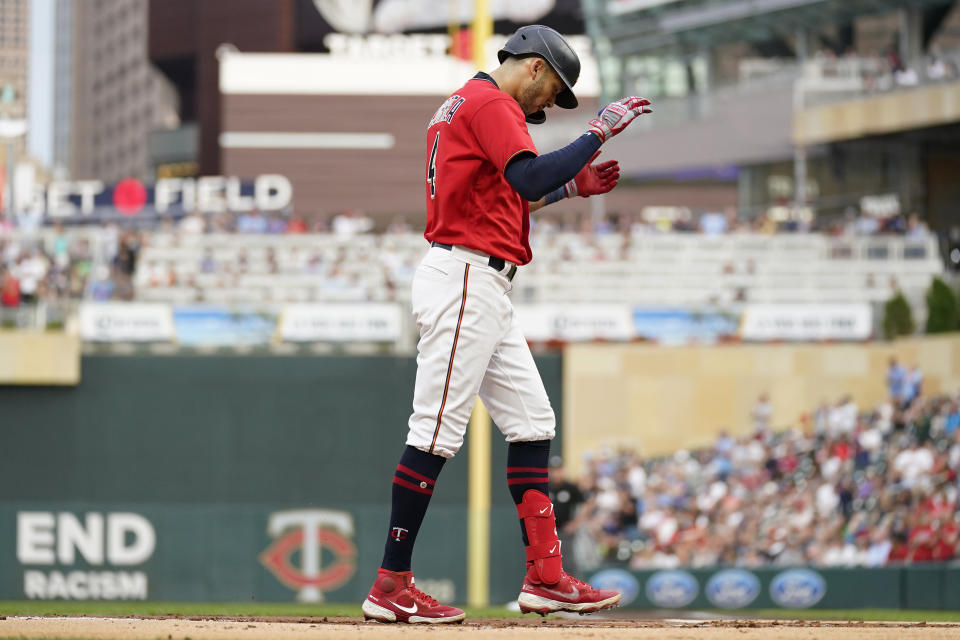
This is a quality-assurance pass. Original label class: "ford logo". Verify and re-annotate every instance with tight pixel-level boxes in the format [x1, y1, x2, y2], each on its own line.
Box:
[590, 569, 640, 607]
[645, 570, 699, 608]
[705, 569, 760, 609]
[770, 569, 826, 608]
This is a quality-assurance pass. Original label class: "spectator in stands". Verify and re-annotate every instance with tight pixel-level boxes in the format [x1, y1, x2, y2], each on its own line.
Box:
[894, 62, 919, 87]
[14, 250, 49, 305]
[98, 223, 120, 266]
[932, 515, 958, 561]
[893, 439, 935, 489]
[904, 510, 936, 563]
[569, 385, 959, 569]
[943, 401, 960, 437]
[310, 215, 331, 233]
[179, 212, 206, 235]
[68, 238, 93, 297]
[200, 249, 216, 274]
[237, 209, 268, 234]
[906, 213, 929, 238]
[266, 213, 288, 234]
[114, 232, 140, 277]
[865, 525, 893, 567]
[144, 260, 172, 288]
[210, 212, 236, 233]
[852, 207, 880, 235]
[751, 392, 773, 434]
[332, 209, 374, 236]
[699, 210, 727, 235]
[905, 365, 924, 408]
[826, 395, 857, 438]
[50, 223, 70, 269]
[888, 358, 907, 406]
[286, 216, 308, 234]
[0, 266, 19, 309]
[549, 458, 585, 535]
[714, 429, 735, 456]
[89, 265, 115, 301]
[386, 215, 413, 235]
[880, 212, 907, 234]
[927, 55, 948, 80]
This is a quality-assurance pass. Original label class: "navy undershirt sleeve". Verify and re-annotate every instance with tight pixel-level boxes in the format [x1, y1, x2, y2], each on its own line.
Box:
[544, 187, 566, 205]
[504, 133, 601, 202]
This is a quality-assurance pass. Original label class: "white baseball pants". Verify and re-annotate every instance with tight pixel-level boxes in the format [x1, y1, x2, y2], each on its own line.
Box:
[406, 245, 556, 458]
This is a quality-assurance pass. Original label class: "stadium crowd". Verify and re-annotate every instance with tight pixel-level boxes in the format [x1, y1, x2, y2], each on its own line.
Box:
[553, 372, 960, 571]
[859, 49, 958, 92]
[0, 223, 141, 314]
[808, 47, 960, 94]
[0, 202, 934, 312]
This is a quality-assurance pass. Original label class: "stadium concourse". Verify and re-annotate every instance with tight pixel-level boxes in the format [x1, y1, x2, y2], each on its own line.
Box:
[556, 385, 960, 573]
[0, 208, 943, 319]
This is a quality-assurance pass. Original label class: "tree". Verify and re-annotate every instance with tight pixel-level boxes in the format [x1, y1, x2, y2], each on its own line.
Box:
[924, 277, 960, 334]
[883, 291, 915, 340]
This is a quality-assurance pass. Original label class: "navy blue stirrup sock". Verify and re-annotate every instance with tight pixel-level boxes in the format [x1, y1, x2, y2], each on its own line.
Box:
[506, 440, 551, 546]
[381, 446, 446, 572]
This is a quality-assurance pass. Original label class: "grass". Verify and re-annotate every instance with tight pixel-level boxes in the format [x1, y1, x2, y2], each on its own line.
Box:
[3, 601, 960, 623]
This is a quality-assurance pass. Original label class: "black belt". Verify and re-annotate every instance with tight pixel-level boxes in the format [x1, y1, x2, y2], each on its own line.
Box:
[431, 242, 517, 281]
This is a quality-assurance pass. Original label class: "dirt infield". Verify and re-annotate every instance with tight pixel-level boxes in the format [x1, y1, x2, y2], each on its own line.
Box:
[3, 616, 960, 640]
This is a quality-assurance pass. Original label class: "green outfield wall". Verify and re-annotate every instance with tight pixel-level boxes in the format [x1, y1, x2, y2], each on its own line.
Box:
[9, 354, 955, 610]
[0, 354, 562, 604]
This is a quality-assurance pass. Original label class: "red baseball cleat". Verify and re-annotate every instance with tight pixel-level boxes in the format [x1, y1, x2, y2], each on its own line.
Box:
[518, 568, 621, 615]
[362, 568, 465, 624]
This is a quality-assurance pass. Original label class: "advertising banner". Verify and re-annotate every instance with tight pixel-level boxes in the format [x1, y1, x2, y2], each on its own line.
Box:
[632, 309, 740, 344]
[740, 304, 872, 341]
[172, 307, 276, 346]
[277, 304, 402, 342]
[586, 565, 957, 610]
[516, 304, 635, 342]
[78, 303, 175, 343]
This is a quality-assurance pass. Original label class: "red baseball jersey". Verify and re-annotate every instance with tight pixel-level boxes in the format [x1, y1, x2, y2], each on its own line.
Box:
[423, 75, 537, 265]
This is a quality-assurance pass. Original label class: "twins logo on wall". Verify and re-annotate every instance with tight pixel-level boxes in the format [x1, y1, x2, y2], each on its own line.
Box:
[259, 509, 357, 602]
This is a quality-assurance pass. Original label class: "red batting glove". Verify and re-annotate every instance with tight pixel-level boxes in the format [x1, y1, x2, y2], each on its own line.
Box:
[563, 151, 620, 197]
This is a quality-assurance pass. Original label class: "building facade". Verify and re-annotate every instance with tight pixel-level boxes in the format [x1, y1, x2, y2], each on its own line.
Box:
[0, 0, 30, 157]
[70, 0, 172, 182]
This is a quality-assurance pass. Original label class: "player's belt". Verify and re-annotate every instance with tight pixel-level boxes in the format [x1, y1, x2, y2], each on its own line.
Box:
[431, 242, 518, 282]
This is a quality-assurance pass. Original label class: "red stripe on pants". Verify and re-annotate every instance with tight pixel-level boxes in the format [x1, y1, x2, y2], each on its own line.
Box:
[429, 264, 470, 454]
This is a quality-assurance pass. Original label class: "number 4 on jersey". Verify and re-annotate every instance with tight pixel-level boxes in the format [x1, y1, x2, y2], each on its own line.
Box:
[427, 132, 439, 199]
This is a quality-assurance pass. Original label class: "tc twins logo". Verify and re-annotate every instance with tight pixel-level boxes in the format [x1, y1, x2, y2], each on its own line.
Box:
[260, 510, 357, 602]
[391, 527, 409, 541]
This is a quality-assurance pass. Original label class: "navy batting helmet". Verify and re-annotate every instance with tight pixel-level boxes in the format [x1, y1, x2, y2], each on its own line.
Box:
[498, 25, 580, 124]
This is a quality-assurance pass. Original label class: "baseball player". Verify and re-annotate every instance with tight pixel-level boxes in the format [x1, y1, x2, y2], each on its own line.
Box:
[362, 25, 652, 624]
